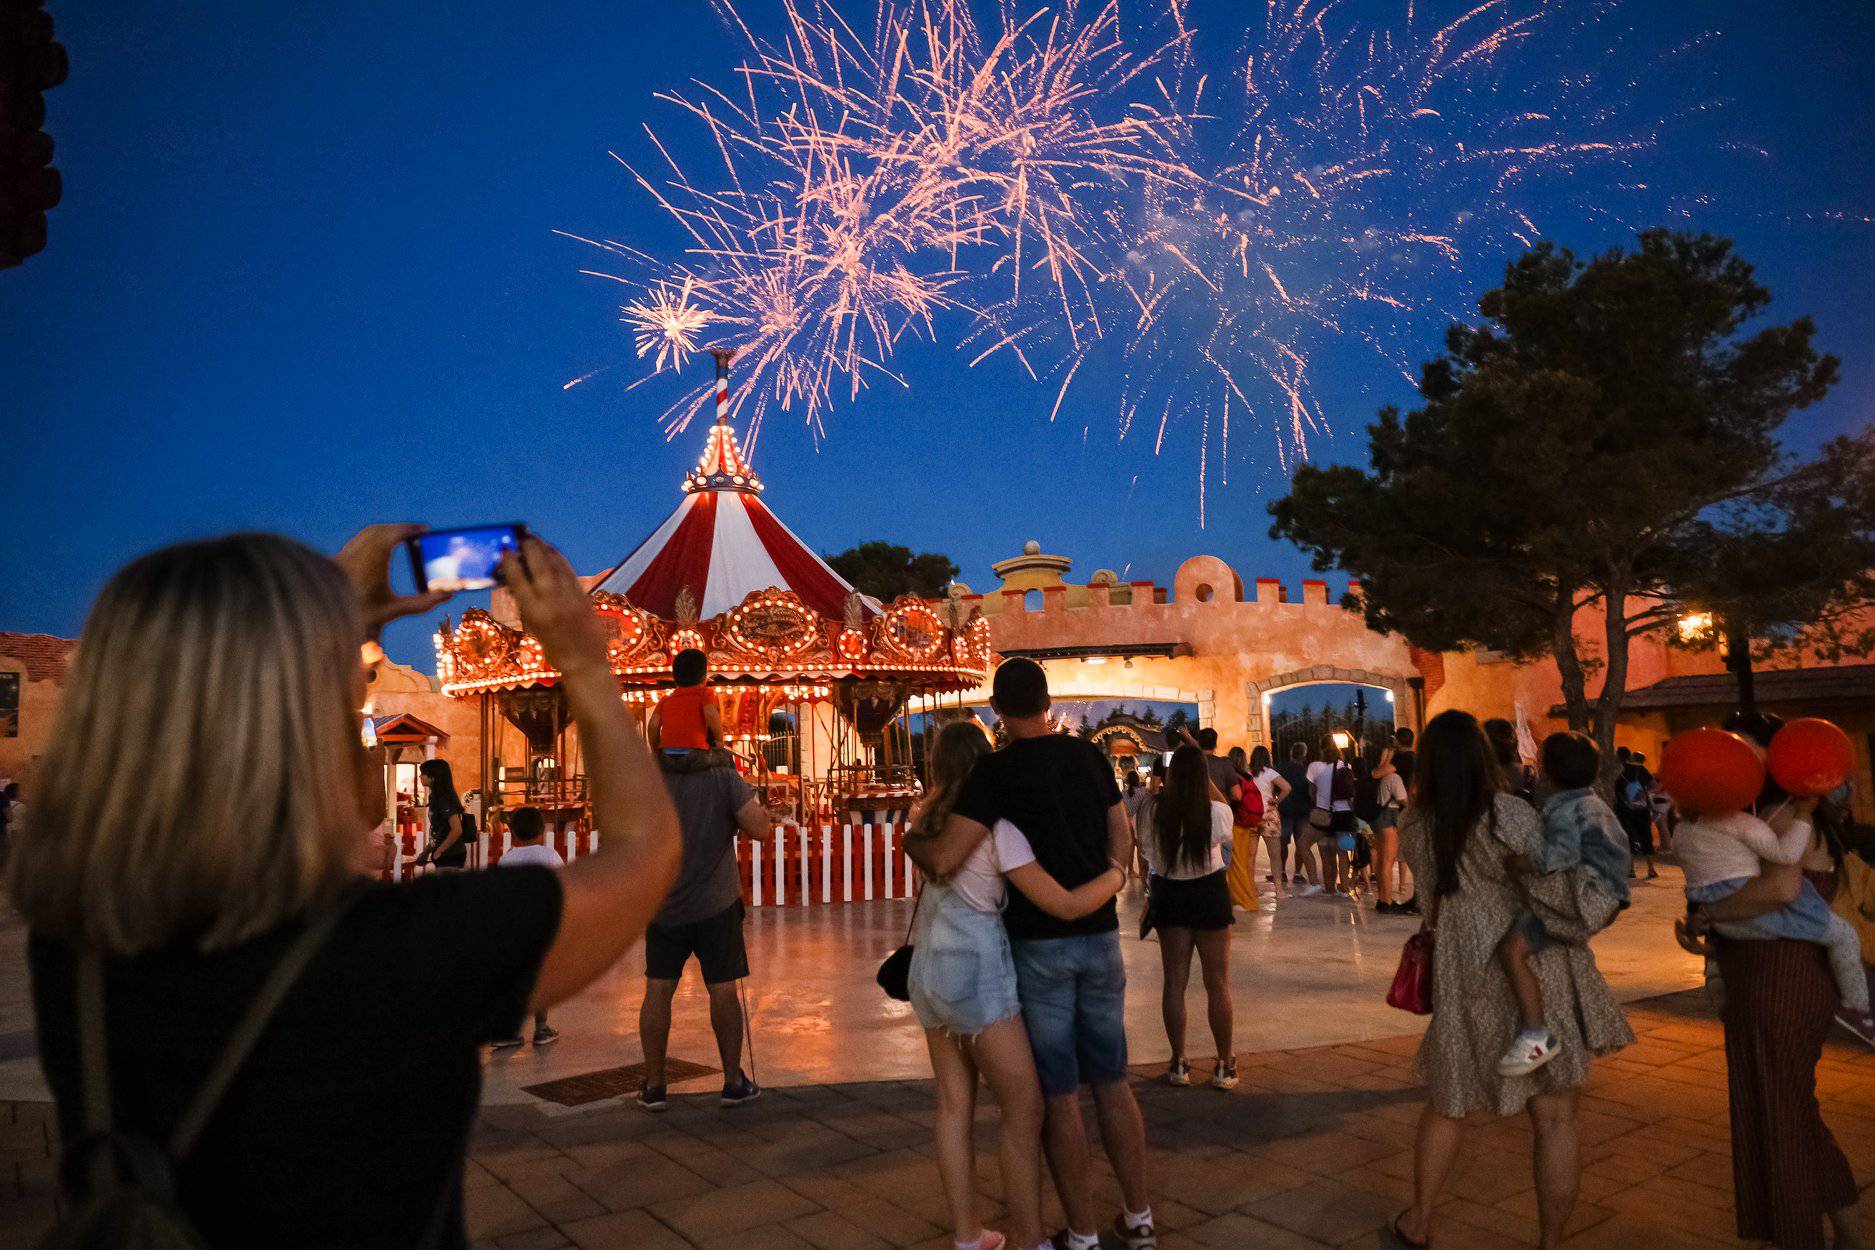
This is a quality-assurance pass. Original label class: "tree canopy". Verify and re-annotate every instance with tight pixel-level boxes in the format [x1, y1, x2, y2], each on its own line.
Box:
[825, 541, 960, 601]
[1270, 228, 1866, 753]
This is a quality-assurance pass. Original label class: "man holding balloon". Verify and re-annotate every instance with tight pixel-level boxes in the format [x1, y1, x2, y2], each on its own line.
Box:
[1665, 718, 1875, 1047]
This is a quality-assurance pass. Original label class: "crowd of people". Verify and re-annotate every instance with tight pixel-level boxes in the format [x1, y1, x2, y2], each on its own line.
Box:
[2, 525, 1869, 1250]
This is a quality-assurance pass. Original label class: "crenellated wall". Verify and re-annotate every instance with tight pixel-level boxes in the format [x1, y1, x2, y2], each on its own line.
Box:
[941, 548, 1427, 747]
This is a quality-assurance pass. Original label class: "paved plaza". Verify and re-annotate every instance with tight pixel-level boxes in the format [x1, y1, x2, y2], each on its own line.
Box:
[2, 869, 1871, 1246]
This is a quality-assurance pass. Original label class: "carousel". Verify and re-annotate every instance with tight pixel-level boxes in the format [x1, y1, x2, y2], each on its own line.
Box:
[432, 353, 993, 844]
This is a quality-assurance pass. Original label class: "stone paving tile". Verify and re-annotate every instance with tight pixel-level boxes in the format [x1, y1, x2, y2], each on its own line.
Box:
[3, 990, 1872, 1247]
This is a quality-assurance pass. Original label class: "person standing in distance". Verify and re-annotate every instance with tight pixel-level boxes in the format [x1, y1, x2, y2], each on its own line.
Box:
[908, 659, 1156, 1250]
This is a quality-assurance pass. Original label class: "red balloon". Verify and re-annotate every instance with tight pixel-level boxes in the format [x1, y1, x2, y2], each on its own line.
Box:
[1658, 728, 1765, 816]
[1766, 718, 1855, 798]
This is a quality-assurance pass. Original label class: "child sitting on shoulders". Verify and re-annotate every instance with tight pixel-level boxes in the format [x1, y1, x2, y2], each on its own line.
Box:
[492, 807, 563, 1050]
[649, 648, 724, 755]
[1496, 732, 1633, 1077]
[1678, 792, 1875, 1047]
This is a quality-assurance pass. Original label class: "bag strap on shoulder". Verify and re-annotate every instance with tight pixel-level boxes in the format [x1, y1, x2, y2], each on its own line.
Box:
[75, 887, 359, 1168]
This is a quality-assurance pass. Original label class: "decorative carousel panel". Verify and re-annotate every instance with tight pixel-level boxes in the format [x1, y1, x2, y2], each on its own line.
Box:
[960, 612, 993, 669]
[879, 597, 947, 661]
[721, 588, 820, 663]
[451, 611, 513, 679]
[832, 622, 869, 665]
[591, 592, 656, 668]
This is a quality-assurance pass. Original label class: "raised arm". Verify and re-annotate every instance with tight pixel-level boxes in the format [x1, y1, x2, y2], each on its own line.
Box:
[1005, 861, 1126, 920]
[503, 539, 682, 1012]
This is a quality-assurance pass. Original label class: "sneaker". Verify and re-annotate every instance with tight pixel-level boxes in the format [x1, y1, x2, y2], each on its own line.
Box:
[1112, 1212, 1158, 1249]
[532, 1025, 559, 1046]
[1211, 1058, 1239, 1090]
[721, 1075, 762, 1107]
[638, 1084, 669, 1113]
[1375, 901, 1399, 916]
[1292, 882, 1323, 897]
[1835, 1008, 1875, 1048]
[1401, 896, 1421, 915]
[1497, 1029, 1562, 1077]
[490, 1036, 525, 1051]
[1167, 1058, 1190, 1087]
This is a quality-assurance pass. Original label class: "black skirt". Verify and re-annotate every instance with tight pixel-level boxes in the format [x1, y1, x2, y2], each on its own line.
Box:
[1146, 870, 1234, 931]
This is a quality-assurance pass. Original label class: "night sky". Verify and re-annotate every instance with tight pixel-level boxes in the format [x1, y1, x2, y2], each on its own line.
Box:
[5, 1, 1872, 669]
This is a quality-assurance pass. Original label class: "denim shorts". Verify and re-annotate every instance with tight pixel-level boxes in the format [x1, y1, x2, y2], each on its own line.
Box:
[1010, 930, 1129, 1096]
[1688, 875, 1836, 944]
[908, 885, 1021, 1037]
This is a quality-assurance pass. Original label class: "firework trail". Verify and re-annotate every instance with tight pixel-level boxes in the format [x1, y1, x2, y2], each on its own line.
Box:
[570, 0, 1676, 498]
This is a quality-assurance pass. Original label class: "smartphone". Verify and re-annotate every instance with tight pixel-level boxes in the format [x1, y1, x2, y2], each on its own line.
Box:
[406, 523, 527, 593]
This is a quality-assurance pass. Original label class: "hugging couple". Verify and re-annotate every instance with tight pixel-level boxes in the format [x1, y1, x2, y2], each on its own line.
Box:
[905, 659, 1155, 1250]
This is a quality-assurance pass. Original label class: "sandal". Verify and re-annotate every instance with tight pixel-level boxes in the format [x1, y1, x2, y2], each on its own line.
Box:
[1389, 1212, 1428, 1249]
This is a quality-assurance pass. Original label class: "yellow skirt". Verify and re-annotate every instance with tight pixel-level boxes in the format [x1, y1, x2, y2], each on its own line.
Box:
[1226, 824, 1261, 908]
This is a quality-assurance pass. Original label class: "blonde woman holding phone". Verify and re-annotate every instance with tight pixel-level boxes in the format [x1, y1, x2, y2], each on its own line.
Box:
[12, 526, 680, 1249]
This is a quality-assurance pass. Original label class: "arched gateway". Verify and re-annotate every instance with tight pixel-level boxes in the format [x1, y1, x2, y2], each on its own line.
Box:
[921, 544, 1430, 752]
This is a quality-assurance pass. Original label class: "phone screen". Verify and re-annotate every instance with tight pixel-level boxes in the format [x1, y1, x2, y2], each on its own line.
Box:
[409, 524, 524, 592]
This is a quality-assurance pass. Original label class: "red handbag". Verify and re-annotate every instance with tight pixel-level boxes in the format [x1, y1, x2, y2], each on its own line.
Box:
[1386, 931, 1434, 1014]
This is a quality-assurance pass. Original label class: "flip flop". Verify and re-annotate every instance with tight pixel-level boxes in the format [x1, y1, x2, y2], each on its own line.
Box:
[1389, 1212, 1428, 1249]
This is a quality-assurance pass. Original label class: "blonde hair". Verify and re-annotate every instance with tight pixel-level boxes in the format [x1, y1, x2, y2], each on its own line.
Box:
[9, 534, 370, 954]
[914, 718, 993, 840]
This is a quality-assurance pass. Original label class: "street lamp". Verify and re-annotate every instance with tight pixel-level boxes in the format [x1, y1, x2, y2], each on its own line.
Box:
[1677, 609, 1756, 718]
[1330, 729, 1353, 752]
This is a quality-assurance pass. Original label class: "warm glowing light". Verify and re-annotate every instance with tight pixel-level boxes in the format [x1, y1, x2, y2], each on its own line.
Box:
[1678, 611, 1715, 642]
[1330, 730, 1353, 751]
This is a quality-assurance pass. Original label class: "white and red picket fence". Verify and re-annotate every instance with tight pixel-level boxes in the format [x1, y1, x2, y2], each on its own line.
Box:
[386, 819, 918, 905]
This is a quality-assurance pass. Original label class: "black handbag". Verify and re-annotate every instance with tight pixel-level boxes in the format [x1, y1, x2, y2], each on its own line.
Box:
[876, 886, 924, 1002]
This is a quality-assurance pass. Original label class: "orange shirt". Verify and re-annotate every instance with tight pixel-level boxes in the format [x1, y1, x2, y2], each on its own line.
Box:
[658, 684, 718, 750]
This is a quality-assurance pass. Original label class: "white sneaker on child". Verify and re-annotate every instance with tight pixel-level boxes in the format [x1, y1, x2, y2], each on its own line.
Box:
[1497, 1028, 1562, 1077]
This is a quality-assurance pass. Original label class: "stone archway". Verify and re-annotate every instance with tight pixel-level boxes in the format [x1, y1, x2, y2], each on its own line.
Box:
[1243, 666, 1420, 748]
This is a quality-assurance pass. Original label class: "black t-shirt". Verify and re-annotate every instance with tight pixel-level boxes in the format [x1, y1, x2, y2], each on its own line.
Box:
[1276, 760, 1312, 818]
[29, 868, 563, 1250]
[1390, 748, 1417, 793]
[429, 796, 468, 866]
[953, 734, 1122, 941]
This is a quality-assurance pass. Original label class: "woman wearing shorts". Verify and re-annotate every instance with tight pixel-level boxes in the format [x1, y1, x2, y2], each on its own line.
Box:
[905, 721, 1126, 1250]
[1137, 745, 1238, 1089]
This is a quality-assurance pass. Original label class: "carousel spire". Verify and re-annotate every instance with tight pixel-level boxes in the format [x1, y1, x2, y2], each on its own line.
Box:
[683, 347, 763, 495]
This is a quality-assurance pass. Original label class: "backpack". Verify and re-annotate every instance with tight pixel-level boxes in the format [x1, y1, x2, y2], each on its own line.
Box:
[1619, 775, 1647, 810]
[1352, 764, 1381, 824]
[1234, 776, 1264, 826]
[1330, 762, 1355, 804]
[41, 895, 356, 1250]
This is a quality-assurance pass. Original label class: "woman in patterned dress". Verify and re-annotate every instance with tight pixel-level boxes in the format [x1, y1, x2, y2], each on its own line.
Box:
[1391, 711, 1634, 1250]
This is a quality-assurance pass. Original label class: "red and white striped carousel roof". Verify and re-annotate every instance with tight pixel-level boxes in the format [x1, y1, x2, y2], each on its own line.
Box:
[595, 418, 872, 623]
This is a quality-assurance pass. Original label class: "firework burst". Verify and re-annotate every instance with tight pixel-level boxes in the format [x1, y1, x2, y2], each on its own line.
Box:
[571, 0, 1688, 505]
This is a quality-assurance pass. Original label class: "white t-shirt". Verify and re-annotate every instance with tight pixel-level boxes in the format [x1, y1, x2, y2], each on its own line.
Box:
[1140, 800, 1234, 880]
[948, 818, 1040, 913]
[1306, 760, 1353, 812]
[499, 842, 566, 869]
[1675, 810, 1812, 890]
[1251, 766, 1282, 806]
[1377, 773, 1408, 811]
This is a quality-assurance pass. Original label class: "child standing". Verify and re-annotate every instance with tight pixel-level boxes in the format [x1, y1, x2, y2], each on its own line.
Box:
[649, 648, 724, 754]
[1495, 732, 1633, 1076]
[492, 807, 564, 1049]
[1679, 794, 1875, 1047]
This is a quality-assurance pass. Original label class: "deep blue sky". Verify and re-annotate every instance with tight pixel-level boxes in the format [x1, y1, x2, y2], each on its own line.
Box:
[4, 1, 1872, 668]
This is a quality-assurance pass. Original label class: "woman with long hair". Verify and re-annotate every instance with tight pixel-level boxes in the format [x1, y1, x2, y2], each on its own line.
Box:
[11, 526, 681, 1248]
[905, 720, 1126, 1250]
[1390, 711, 1633, 1250]
[414, 758, 468, 870]
[1137, 745, 1237, 1089]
